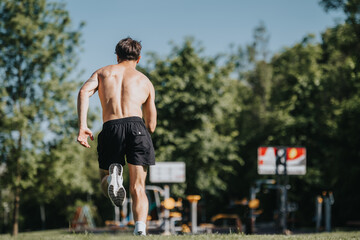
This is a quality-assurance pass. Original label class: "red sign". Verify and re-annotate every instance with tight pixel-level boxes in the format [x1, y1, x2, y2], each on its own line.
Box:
[258, 147, 306, 175]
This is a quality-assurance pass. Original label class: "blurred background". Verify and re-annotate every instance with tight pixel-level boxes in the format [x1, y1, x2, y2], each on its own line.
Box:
[0, 0, 359, 235]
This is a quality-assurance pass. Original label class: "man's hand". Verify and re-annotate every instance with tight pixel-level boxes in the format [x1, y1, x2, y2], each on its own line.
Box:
[77, 127, 94, 148]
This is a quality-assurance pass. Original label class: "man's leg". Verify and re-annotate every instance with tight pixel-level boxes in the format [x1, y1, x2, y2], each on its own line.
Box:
[128, 163, 148, 235]
[99, 169, 109, 197]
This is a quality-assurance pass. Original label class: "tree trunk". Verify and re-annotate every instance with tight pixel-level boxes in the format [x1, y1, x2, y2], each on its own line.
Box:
[40, 204, 46, 230]
[12, 132, 22, 236]
[12, 180, 20, 236]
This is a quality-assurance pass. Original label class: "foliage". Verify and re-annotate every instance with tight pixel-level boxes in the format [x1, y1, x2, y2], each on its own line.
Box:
[140, 3, 360, 223]
[144, 39, 244, 200]
[142, 0, 360, 224]
[0, 0, 92, 234]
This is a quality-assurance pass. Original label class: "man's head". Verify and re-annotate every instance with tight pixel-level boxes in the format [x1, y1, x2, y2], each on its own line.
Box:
[115, 37, 142, 63]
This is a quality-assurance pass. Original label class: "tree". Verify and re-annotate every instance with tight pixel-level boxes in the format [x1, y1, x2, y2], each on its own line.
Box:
[320, 0, 360, 70]
[0, 0, 84, 235]
[263, 0, 360, 222]
[226, 23, 275, 199]
[319, 0, 360, 223]
[144, 39, 243, 207]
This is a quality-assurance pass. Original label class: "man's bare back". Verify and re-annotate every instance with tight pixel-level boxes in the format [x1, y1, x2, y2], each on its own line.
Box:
[95, 61, 155, 126]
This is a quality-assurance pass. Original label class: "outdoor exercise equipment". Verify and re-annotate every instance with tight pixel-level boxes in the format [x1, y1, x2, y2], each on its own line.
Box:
[248, 179, 277, 233]
[145, 185, 184, 234]
[256, 146, 306, 234]
[315, 191, 334, 232]
[71, 205, 95, 230]
[112, 184, 183, 234]
[210, 214, 243, 233]
[148, 162, 186, 234]
[187, 195, 201, 234]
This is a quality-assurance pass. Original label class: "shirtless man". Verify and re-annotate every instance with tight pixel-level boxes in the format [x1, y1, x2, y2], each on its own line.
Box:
[77, 37, 156, 236]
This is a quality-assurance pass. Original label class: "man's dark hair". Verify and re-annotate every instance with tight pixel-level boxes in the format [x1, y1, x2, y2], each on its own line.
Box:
[115, 37, 142, 61]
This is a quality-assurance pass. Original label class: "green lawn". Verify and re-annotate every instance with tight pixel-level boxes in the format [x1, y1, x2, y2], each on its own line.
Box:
[0, 230, 359, 240]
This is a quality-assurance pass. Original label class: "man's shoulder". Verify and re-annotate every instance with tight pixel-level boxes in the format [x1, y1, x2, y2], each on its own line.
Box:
[136, 70, 149, 80]
[97, 64, 118, 72]
[93, 64, 120, 78]
[133, 69, 151, 84]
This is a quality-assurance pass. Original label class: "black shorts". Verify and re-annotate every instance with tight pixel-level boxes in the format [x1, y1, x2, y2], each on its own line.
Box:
[97, 117, 155, 170]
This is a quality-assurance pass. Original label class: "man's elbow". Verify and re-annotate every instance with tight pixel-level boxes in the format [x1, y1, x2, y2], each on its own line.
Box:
[78, 89, 86, 100]
[78, 87, 94, 99]
[79, 87, 90, 96]
[147, 121, 156, 134]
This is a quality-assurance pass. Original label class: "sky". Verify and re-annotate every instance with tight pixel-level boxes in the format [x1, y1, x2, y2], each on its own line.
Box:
[62, 0, 344, 130]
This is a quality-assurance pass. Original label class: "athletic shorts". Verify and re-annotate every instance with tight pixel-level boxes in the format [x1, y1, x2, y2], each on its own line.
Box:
[97, 116, 155, 170]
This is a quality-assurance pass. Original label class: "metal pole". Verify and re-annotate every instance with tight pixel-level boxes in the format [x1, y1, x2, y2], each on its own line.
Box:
[283, 177, 289, 233]
[249, 186, 256, 234]
[163, 185, 171, 235]
[187, 195, 201, 234]
[121, 198, 128, 225]
[280, 185, 287, 232]
[129, 197, 134, 224]
[315, 196, 323, 232]
[324, 196, 331, 232]
[191, 201, 197, 233]
[114, 206, 120, 223]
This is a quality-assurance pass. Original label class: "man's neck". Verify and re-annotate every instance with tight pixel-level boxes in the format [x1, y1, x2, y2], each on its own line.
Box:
[118, 60, 137, 68]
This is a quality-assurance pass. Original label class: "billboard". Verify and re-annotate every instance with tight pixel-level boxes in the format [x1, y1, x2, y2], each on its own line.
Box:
[150, 162, 186, 183]
[258, 147, 306, 175]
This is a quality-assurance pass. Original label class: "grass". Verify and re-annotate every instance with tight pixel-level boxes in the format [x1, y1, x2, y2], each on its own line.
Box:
[0, 229, 360, 240]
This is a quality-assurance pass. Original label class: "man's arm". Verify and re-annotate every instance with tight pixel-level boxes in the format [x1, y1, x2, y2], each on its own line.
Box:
[77, 71, 99, 148]
[143, 81, 157, 133]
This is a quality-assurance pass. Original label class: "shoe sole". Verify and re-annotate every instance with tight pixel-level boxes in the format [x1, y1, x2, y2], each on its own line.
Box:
[108, 164, 126, 207]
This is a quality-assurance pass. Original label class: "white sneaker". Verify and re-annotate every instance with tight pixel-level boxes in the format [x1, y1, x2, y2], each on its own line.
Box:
[134, 221, 147, 236]
[134, 231, 146, 236]
[108, 163, 126, 207]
